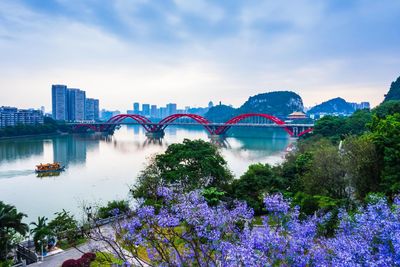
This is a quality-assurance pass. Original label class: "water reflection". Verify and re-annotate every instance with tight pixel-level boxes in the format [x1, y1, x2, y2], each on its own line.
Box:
[0, 138, 44, 163]
[0, 125, 293, 223]
[52, 134, 100, 166]
[36, 171, 62, 178]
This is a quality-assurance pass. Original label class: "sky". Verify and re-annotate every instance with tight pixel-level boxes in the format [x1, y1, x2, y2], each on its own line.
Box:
[0, 0, 399, 112]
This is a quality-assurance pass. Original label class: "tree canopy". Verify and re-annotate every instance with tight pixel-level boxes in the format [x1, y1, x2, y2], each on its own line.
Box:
[132, 139, 233, 202]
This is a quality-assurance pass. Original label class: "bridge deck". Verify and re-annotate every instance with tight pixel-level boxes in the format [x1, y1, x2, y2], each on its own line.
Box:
[68, 122, 314, 127]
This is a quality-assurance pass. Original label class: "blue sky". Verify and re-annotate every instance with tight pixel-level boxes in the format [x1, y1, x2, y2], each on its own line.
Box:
[0, 0, 399, 111]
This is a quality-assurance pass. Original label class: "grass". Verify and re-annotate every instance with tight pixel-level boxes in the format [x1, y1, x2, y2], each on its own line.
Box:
[58, 237, 88, 250]
[90, 252, 124, 266]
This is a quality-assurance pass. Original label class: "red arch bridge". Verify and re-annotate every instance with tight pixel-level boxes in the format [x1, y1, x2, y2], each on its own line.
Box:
[69, 113, 314, 138]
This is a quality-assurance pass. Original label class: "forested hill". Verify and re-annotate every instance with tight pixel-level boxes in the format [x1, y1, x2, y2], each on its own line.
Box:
[384, 76, 400, 102]
[205, 91, 304, 121]
[307, 97, 354, 115]
[239, 91, 304, 117]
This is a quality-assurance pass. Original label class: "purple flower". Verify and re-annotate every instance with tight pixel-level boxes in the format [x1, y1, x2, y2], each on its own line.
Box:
[263, 193, 290, 214]
[116, 188, 400, 267]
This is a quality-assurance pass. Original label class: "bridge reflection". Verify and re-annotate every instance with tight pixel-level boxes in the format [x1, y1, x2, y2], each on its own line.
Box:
[94, 131, 291, 162]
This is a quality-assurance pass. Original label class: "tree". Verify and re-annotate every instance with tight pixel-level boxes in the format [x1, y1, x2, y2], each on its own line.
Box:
[86, 189, 400, 266]
[0, 202, 28, 262]
[230, 163, 286, 214]
[383, 75, 400, 102]
[342, 135, 381, 200]
[97, 200, 130, 219]
[370, 114, 400, 195]
[301, 140, 348, 200]
[30, 217, 51, 252]
[132, 139, 233, 201]
[311, 116, 347, 143]
[372, 100, 400, 120]
[48, 210, 78, 244]
[344, 109, 372, 136]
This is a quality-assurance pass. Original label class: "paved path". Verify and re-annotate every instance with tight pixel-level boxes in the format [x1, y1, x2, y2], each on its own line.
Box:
[29, 243, 91, 267]
[28, 224, 147, 267]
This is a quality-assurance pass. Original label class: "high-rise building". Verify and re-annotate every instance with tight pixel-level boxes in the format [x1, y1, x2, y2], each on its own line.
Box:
[52, 84, 68, 120]
[85, 98, 100, 121]
[52, 84, 100, 122]
[150, 105, 158, 118]
[360, 102, 370, 110]
[160, 107, 167, 118]
[100, 109, 120, 121]
[0, 106, 43, 127]
[166, 103, 177, 116]
[0, 106, 18, 127]
[68, 89, 86, 121]
[133, 102, 140, 114]
[93, 99, 99, 121]
[142, 104, 150, 117]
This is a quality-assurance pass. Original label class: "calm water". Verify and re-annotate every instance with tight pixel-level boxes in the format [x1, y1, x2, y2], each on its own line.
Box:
[0, 125, 294, 222]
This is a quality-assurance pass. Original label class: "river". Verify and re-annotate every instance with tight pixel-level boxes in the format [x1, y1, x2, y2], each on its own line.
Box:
[0, 125, 294, 222]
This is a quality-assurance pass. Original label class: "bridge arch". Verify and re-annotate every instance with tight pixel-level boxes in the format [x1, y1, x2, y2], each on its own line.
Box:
[214, 113, 294, 136]
[105, 114, 154, 132]
[154, 114, 214, 134]
[297, 127, 313, 137]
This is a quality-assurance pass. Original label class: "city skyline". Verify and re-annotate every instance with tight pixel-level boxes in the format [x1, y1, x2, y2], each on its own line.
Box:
[1, 1, 400, 111]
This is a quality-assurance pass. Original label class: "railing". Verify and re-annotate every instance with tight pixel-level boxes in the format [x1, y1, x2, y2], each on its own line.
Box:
[16, 244, 38, 265]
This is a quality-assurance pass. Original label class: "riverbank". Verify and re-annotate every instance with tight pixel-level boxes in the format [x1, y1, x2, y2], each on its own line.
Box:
[0, 131, 67, 140]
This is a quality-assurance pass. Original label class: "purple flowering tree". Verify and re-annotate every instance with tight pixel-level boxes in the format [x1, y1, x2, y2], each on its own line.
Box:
[86, 189, 400, 266]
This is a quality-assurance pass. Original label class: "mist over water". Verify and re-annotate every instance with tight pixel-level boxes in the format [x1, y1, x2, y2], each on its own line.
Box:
[0, 125, 293, 222]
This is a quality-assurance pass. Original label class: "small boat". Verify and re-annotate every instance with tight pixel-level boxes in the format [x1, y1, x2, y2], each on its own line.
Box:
[35, 162, 65, 173]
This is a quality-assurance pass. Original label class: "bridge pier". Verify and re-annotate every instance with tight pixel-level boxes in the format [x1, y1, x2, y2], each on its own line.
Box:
[209, 134, 225, 140]
[145, 130, 165, 138]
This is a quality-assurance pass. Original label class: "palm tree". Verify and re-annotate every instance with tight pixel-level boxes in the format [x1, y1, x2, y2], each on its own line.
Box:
[30, 216, 51, 253]
[0, 201, 29, 261]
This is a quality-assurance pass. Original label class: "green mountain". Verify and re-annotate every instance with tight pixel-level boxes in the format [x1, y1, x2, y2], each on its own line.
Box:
[384, 76, 400, 102]
[239, 91, 304, 117]
[205, 105, 237, 122]
[307, 97, 354, 115]
[205, 91, 304, 121]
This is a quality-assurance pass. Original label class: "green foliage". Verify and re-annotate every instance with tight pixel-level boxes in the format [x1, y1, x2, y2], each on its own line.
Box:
[97, 200, 129, 219]
[342, 135, 381, 199]
[311, 116, 347, 142]
[372, 100, 400, 119]
[0, 202, 28, 261]
[201, 187, 225, 206]
[383, 76, 400, 102]
[239, 91, 304, 117]
[0, 117, 71, 138]
[0, 259, 13, 267]
[370, 114, 400, 195]
[91, 252, 124, 266]
[230, 163, 286, 214]
[133, 139, 233, 201]
[204, 105, 237, 122]
[292, 192, 339, 215]
[0, 123, 57, 138]
[30, 216, 51, 252]
[364, 192, 387, 205]
[344, 109, 372, 135]
[48, 209, 79, 243]
[300, 140, 347, 199]
[308, 110, 371, 142]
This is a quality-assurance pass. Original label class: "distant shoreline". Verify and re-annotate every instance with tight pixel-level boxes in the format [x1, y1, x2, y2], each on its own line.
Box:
[0, 132, 67, 140]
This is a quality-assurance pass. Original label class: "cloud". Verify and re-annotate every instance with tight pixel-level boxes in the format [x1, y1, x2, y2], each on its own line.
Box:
[0, 0, 399, 111]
